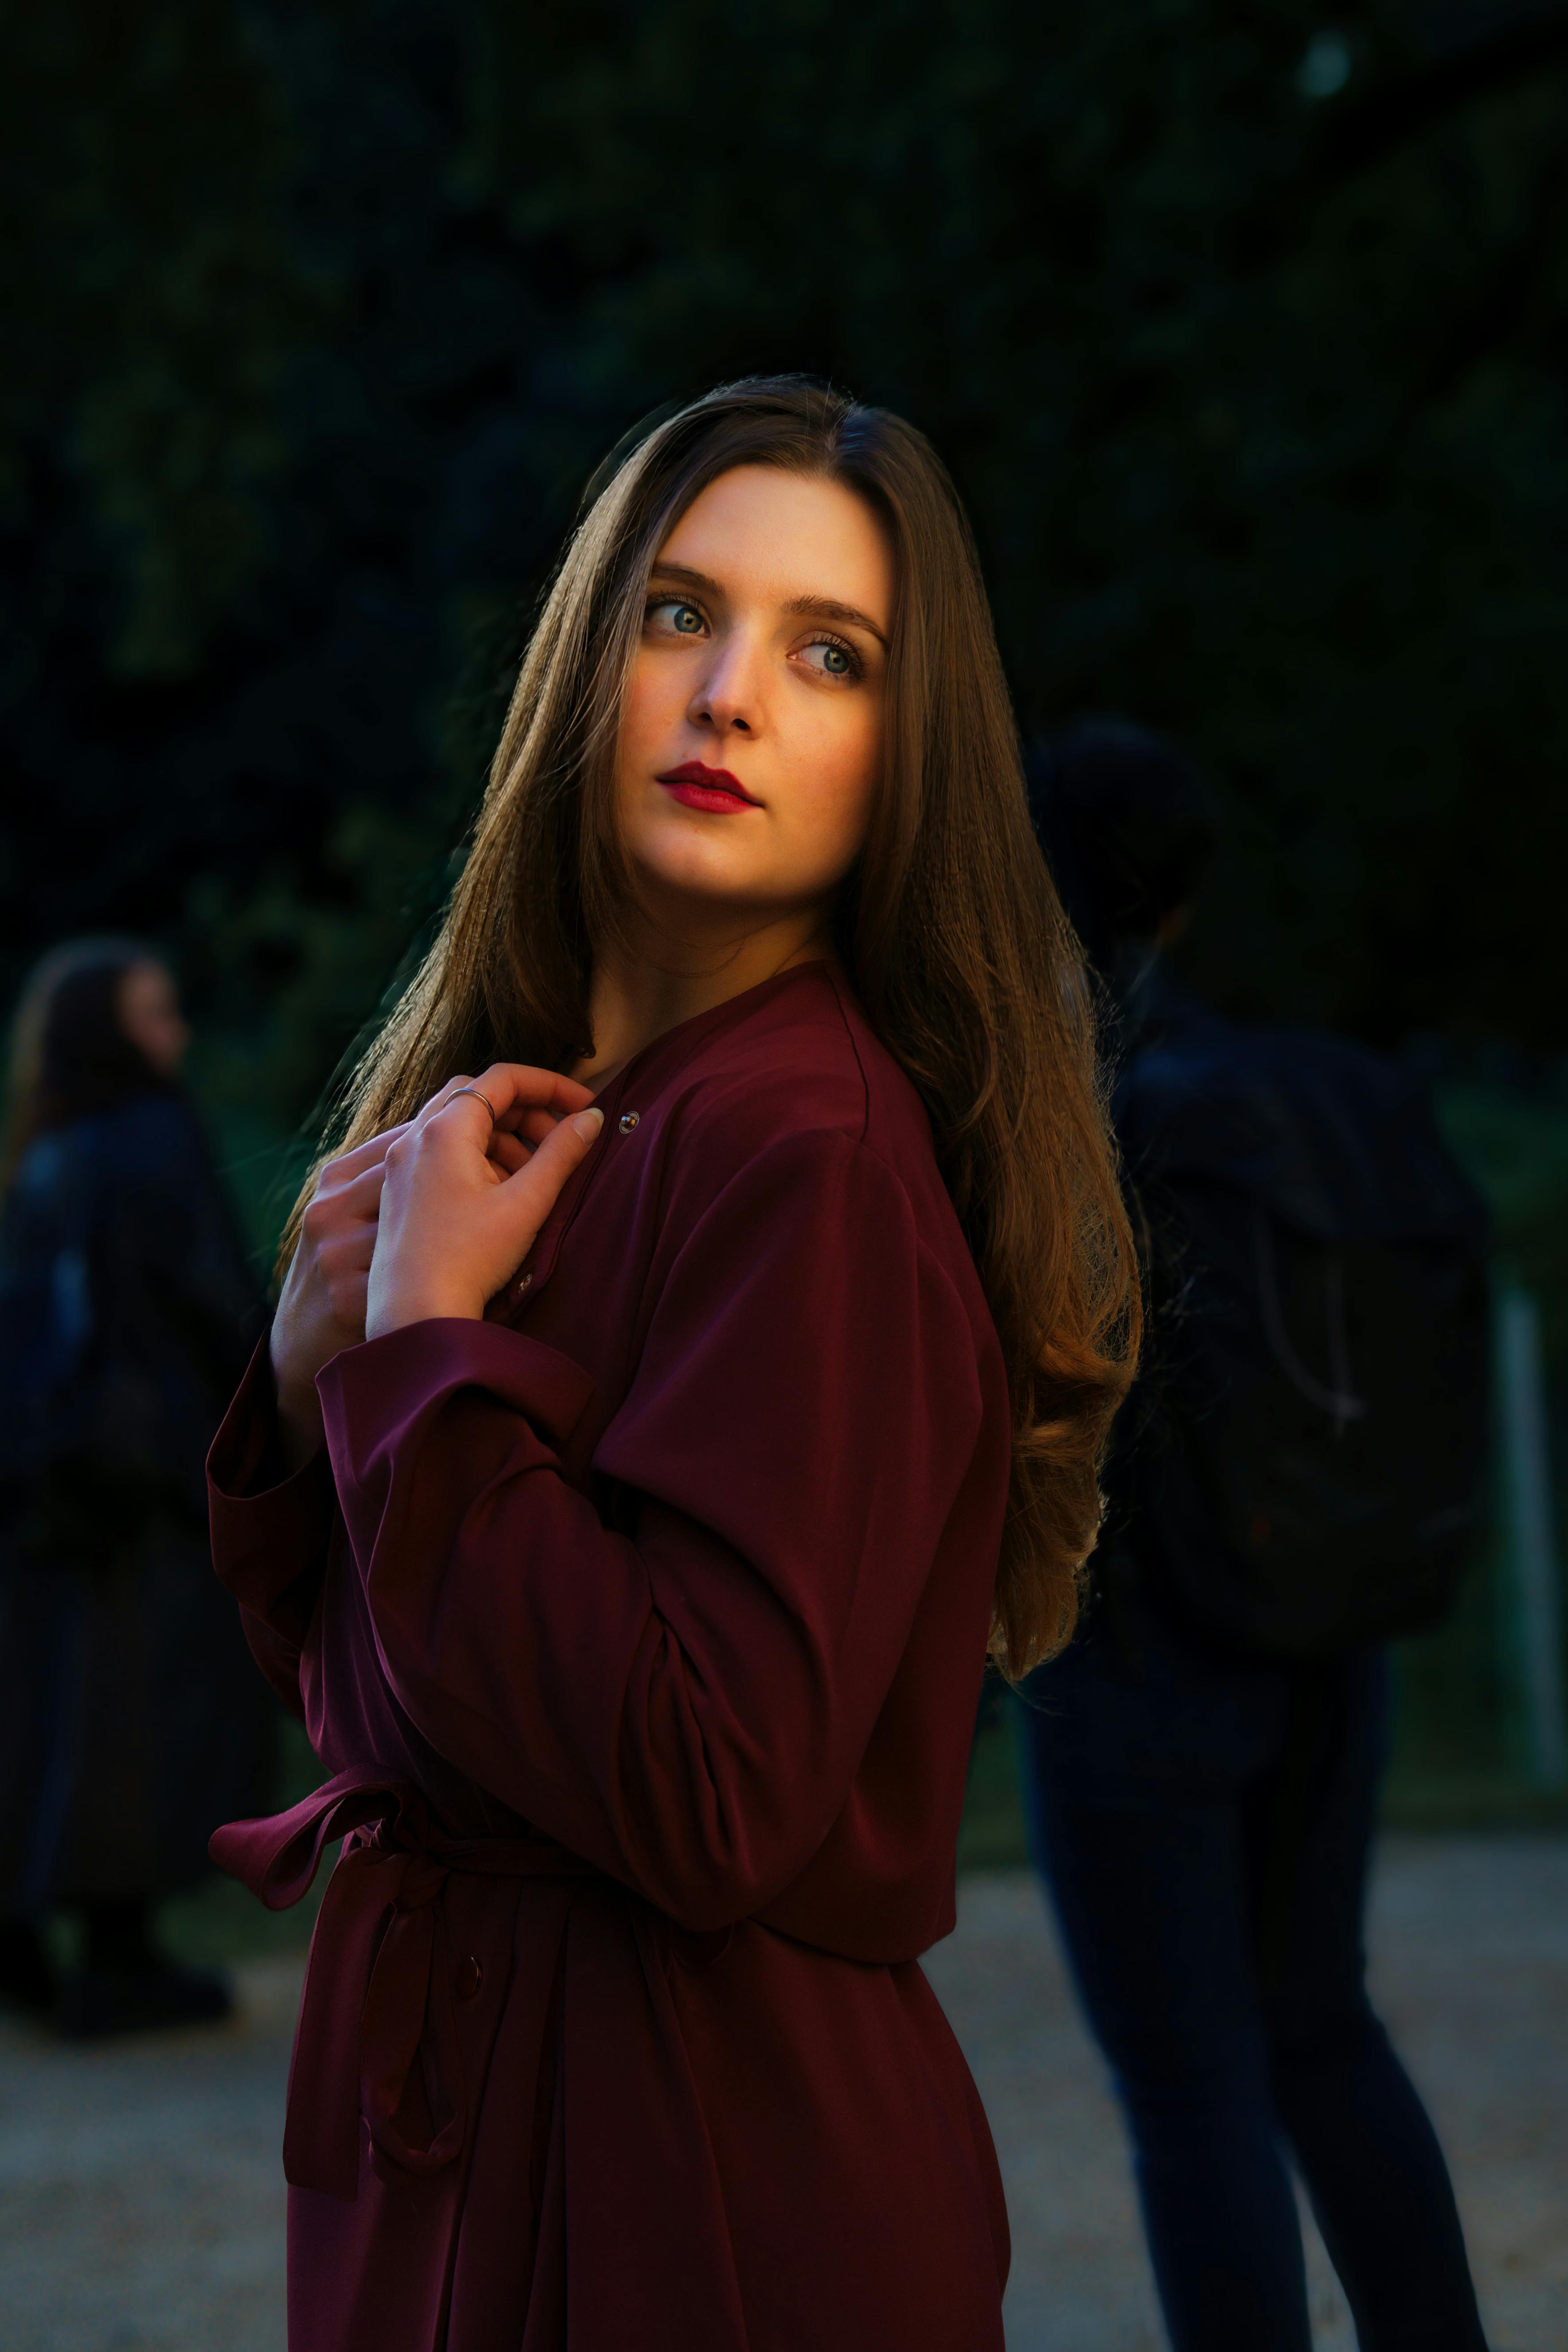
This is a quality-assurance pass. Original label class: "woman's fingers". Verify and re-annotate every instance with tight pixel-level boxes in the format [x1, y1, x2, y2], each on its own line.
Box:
[357, 1068, 595, 1169]
[328, 1121, 412, 1181]
[327, 1069, 592, 1184]
[512, 1105, 574, 1147]
[409, 1074, 478, 1133]
[468, 1063, 596, 1133]
[495, 1105, 604, 1230]
[423, 1065, 598, 1168]
[364, 1093, 602, 1339]
[324, 1159, 395, 1218]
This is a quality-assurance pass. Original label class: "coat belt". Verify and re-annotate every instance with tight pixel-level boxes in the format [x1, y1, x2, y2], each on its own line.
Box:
[211, 1766, 596, 2201]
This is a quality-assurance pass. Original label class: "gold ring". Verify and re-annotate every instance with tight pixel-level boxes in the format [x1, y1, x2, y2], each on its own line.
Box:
[449, 1084, 497, 1125]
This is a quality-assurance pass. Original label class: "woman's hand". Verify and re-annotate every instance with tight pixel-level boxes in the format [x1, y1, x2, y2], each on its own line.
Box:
[270, 1126, 409, 1472]
[365, 1064, 602, 1342]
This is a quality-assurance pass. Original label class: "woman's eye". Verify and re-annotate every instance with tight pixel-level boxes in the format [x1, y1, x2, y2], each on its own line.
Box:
[649, 598, 706, 636]
[801, 638, 860, 679]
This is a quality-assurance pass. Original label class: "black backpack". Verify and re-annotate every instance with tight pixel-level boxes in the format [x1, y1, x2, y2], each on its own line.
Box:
[1111, 1001, 1491, 1661]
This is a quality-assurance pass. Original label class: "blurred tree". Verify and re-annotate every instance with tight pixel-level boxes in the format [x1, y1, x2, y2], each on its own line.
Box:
[0, 3, 306, 674]
[3, 0, 1568, 1177]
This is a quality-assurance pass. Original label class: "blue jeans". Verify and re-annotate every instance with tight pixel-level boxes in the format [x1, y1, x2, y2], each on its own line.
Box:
[1017, 1580, 1488, 2352]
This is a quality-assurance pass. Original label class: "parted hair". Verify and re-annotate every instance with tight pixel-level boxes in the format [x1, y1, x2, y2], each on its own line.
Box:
[285, 376, 1139, 1671]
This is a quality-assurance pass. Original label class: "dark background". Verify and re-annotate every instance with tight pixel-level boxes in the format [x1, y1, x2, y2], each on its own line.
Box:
[4, 0, 1567, 1814]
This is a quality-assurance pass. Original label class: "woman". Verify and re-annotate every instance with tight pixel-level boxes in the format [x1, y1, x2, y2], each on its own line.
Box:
[0, 940, 269, 2033]
[208, 378, 1137, 2349]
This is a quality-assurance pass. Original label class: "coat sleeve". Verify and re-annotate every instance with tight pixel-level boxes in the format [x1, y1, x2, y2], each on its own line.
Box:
[208, 1334, 337, 1721]
[318, 1129, 988, 1929]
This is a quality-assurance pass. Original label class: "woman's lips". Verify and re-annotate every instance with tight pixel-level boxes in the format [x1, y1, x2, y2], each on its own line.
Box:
[655, 761, 761, 815]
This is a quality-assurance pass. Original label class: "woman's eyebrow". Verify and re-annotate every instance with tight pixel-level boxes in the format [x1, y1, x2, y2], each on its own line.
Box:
[647, 561, 724, 597]
[781, 593, 889, 649]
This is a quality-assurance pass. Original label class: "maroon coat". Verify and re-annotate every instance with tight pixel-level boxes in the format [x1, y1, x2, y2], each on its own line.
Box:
[208, 963, 1012, 2351]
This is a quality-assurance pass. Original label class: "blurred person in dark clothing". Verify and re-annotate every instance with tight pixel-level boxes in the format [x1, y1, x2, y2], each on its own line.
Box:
[1020, 725, 1490, 2352]
[0, 939, 271, 2034]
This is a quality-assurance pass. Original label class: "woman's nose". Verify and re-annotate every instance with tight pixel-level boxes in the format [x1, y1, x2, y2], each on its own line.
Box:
[688, 635, 764, 736]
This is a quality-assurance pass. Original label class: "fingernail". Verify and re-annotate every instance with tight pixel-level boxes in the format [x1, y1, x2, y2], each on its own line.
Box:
[572, 1109, 604, 1141]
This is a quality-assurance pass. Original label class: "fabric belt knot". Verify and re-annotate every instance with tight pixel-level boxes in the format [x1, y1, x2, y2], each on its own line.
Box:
[211, 1764, 595, 2200]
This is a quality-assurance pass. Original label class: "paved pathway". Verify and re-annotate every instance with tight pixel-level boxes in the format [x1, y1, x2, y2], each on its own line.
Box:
[2, 1838, 1563, 2350]
[926, 1838, 1568, 2349]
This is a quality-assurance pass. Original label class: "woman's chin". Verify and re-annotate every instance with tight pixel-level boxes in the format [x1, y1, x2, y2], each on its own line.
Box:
[630, 839, 794, 920]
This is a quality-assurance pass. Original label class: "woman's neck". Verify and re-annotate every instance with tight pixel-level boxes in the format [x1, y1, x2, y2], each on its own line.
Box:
[572, 899, 832, 1092]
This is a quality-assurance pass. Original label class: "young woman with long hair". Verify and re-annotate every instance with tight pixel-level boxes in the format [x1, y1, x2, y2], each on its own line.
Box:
[208, 377, 1137, 2351]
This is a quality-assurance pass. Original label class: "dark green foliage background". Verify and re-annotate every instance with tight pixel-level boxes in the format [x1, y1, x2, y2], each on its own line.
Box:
[6, 0, 1568, 1144]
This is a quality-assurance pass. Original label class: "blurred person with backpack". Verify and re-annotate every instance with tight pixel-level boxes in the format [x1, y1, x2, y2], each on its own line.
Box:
[1022, 724, 1492, 2352]
[0, 939, 270, 2034]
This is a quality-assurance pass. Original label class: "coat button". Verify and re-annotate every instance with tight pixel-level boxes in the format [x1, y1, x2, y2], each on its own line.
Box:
[457, 1955, 482, 1999]
[618, 1111, 640, 1133]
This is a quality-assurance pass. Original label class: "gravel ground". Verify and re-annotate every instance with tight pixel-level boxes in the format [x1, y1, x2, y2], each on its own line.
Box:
[1, 1837, 1563, 2351]
[0, 1956, 294, 2352]
[926, 1838, 1568, 2351]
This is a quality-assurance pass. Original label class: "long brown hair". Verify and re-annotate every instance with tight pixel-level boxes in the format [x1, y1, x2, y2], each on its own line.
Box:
[287, 377, 1139, 1671]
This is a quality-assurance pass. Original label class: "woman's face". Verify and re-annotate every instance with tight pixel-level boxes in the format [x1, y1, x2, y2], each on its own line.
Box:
[118, 962, 190, 1078]
[615, 465, 894, 929]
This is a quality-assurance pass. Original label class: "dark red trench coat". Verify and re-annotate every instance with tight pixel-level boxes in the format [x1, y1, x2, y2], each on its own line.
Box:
[208, 962, 1013, 2352]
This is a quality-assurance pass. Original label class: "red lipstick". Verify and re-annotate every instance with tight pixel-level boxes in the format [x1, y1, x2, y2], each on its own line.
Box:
[655, 760, 762, 815]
